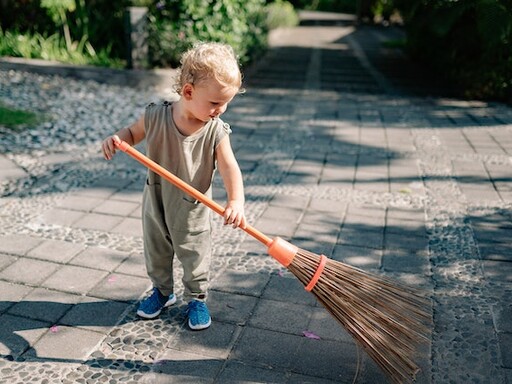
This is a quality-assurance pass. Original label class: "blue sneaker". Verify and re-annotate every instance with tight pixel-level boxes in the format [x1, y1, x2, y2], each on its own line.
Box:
[137, 287, 176, 319]
[186, 300, 211, 330]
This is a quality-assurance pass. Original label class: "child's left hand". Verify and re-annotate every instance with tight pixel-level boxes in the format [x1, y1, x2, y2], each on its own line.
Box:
[223, 200, 246, 229]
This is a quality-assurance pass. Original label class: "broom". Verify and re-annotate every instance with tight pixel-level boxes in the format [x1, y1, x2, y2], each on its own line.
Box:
[114, 139, 431, 384]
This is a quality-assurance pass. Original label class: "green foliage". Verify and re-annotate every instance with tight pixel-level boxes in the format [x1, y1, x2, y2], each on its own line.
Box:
[0, 0, 129, 62]
[0, 28, 125, 68]
[147, 0, 268, 68]
[265, 0, 299, 30]
[371, 0, 396, 20]
[0, 0, 270, 70]
[41, 0, 76, 24]
[0, 103, 42, 131]
[393, 0, 512, 101]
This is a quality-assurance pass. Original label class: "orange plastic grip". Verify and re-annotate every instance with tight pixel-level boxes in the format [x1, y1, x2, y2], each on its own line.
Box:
[305, 255, 327, 292]
[267, 237, 298, 267]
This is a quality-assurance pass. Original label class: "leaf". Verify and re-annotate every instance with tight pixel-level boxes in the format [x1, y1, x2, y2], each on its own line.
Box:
[302, 330, 321, 340]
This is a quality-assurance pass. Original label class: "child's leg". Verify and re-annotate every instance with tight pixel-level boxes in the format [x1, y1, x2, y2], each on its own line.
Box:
[172, 229, 212, 302]
[142, 186, 175, 297]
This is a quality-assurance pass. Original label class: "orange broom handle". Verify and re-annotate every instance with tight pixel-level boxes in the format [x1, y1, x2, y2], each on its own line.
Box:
[115, 140, 273, 247]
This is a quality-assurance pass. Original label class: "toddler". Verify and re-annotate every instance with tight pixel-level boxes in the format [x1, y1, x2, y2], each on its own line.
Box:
[101, 42, 246, 330]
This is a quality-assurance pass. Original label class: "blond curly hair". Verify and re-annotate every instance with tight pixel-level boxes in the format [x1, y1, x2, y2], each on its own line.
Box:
[174, 42, 243, 95]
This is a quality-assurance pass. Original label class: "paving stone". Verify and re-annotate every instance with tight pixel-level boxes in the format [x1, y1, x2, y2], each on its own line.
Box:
[93, 200, 140, 216]
[249, 299, 312, 334]
[478, 243, 512, 262]
[287, 372, 344, 383]
[59, 297, 131, 333]
[268, 194, 309, 210]
[217, 360, 288, 383]
[26, 325, 105, 361]
[294, 226, 339, 253]
[0, 314, 50, 358]
[337, 227, 383, 249]
[27, 239, 86, 263]
[210, 270, 270, 297]
[0, 253, 17, 271]
[109, 189, 143, 203]
[129, 204, 143, 218]
[167, 321, 240, 359]
[88, 273, 149, 302]
[493, 304, 512, 334]
[38, 207, 85, 227]
[0, 258, 60, 285]
[7, 287, 81, 323]
[499, 333, 512, 369]
[42, 265, 109, 294]
[74, 187, 118, 200]
[505, 368, 512, 384]
[231, 327, 303, 369]
[70, 246, 129, 272]
[114, 253, 147, 277]
[0, 281, 33, 313]
[71, 213, 124, 232]
[289, 338, 358, 382]
[207, 290, 258, 325]
[56, 195, 106, 212]
[382, 248, 430, 274]
[254, 206, 303, 238]
[308, 306, 353, 343]
[261, 274, 316, 306]
[332, 244, 382, 269]
[145, 348, 223, 384]
[0, 235, 43, 256]
[0, 157, 27, 180]
[482, 260, 512, 283]
[109, 217, 143, 237]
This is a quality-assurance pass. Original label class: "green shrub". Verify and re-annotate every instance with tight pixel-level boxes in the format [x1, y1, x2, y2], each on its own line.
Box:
[265, 0, 299, 30]
[0, 0, 129, 62]
[394, 0, 512, 101]
[147, 0, 268, 68]
[0, 0, 271, 71]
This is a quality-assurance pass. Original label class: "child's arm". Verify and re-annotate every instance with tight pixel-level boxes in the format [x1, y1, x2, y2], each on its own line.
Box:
[101, 114, 145, 160]
[216, 136, 246, 229]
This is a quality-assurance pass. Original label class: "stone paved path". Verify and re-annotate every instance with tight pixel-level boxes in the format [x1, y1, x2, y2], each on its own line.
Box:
[0, 10, 511, 384]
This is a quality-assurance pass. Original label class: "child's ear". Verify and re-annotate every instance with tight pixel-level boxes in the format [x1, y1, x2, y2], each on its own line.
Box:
[182, 83, 194, 100]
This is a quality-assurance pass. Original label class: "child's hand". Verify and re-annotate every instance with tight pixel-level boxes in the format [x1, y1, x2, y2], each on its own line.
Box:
[223, 200, 246, 229]
[101, 135, 121, 160]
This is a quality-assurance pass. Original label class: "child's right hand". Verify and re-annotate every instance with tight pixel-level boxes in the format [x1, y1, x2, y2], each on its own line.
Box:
[101, 135, 121, 160]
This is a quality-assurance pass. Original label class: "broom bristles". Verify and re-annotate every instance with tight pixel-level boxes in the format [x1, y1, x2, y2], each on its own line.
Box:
[288, 248, 431, 384]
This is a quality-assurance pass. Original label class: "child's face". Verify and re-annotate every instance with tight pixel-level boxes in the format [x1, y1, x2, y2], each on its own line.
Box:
[186, 79, 238, 122]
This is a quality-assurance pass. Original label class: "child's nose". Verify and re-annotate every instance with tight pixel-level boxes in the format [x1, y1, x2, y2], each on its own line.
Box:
[217, 104, 227, 115]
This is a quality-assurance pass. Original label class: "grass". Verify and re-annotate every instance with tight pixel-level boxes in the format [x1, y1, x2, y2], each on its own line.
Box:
[0, 28, 125, 69]
[0, 103, 42, 131]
